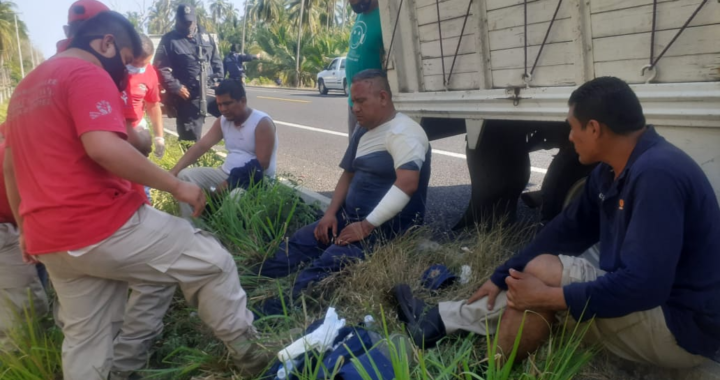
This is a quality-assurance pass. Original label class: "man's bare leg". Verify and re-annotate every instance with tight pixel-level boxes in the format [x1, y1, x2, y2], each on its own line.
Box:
[497, 254, 563, 360]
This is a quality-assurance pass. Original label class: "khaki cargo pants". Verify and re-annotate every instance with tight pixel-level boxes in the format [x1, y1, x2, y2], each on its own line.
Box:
[438, 250, 708, 369]
[0, 223, 49, 352]
[39, 205, 255, 380]
[177, 167, 228, 220]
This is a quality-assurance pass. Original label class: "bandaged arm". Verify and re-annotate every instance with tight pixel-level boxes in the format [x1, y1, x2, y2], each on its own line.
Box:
[365, 130, 427, 227]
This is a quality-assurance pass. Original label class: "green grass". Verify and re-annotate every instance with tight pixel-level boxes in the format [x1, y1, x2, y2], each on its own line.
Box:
[0, 135, 601, 380]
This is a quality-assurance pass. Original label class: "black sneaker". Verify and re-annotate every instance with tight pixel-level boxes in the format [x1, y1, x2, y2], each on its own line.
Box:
[391, 284, 447, 349]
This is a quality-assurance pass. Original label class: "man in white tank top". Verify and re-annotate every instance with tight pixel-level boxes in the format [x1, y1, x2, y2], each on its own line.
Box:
[170, 79, 279, 220]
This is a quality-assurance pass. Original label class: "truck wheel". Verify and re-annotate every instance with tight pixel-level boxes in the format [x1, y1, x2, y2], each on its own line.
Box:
[539, 145, 596, 224]
[454, 121, 530, 230]
[318, 80, 329, 95]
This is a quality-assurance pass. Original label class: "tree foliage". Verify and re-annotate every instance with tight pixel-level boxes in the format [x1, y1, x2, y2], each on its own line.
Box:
[143, 0, 353, 86]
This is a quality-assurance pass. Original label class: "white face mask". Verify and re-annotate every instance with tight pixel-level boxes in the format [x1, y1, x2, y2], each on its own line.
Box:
[127, 64, 147, 75]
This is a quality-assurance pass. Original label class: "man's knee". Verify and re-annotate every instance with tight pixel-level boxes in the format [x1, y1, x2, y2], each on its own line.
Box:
[523, 254, 563, 287]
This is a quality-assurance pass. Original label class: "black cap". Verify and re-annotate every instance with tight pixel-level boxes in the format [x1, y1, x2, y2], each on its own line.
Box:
[176, 4, 197, 22]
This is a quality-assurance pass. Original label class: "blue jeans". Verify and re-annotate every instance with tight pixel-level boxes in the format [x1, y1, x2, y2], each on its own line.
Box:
[257, 211, 404, 297]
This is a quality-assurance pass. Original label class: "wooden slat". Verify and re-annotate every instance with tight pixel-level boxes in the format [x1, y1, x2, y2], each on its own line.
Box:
[422, 53, 481, 76]
[418, 17, 478, 42]
[486, 0, 540, 12]
[424, 71, 480, 91]
[487, 0, 572, 31]
[488, 18, 573, 51]
[417, 0, 473, 26]
[490, 42, 574, 70]
[491, 64, 575, 87]
[594, 54, 720, 83]
[591, 0, 676, 15]
[591, 0, 720, 39]
[415, 0, 454, 10]
[420, 34, 478, 58]
[593, 25, 720, 63]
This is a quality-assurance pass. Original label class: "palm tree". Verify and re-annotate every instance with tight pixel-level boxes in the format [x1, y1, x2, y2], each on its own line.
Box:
[249, 0, 285, 25]
[209, 0, 233, 25]
[0, 0, 26, 58]
[147, 0, 174, 34]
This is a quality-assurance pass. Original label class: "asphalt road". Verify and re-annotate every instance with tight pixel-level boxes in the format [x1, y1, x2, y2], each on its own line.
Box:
[163, 87, 558, 230]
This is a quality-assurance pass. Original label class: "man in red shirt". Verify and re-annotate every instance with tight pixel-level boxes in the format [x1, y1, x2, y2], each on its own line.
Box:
[111, 33, 175, 379]
[123, 34, 165, 158]
[0, 125, 50, 353]
[57, 0, 153, 158]
[4, 12, 272, 379]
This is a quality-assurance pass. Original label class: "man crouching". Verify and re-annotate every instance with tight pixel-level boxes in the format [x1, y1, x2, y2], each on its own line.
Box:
[393, 76, 720, 369]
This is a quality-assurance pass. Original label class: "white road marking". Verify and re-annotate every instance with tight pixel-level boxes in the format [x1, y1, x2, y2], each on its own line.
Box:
[271, 121, 549, 174]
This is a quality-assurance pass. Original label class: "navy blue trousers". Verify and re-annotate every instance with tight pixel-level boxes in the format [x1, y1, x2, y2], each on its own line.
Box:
[257, 212, 394, 296]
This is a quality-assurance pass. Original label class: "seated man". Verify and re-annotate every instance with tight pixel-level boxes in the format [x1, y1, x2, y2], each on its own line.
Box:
[257, 69, 432, 299]
[170, 79, 278, 220]
[393, 76, 720, 369]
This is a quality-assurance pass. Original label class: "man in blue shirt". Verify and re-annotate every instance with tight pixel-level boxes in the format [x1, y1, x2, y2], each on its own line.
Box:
[393, 77, 720, 368]
[256, 69, 431, 299]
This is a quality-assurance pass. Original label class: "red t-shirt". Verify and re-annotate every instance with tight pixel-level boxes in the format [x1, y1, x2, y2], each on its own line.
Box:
[0, 143, 16, 225]
[122, 65, 161, 127]
[5, 57, 146, 255]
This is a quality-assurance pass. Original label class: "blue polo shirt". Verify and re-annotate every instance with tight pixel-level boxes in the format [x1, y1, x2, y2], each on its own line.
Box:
[339, 113, 431, 231]
[491, 126, 720, 358]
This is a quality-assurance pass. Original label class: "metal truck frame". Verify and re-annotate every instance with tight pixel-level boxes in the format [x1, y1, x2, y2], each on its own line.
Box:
[378, 0, 720, 228]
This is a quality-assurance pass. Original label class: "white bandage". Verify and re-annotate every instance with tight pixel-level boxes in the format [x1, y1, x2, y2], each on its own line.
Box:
[365, 185, 411, 227]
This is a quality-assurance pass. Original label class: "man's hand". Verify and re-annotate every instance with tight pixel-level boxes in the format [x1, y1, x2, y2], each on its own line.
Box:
[336, 220, 374, 246]
[468, 279, 502, 310]
[179, 86, 191, 100]
[314, 213, 338, 245]
[505, 269, 564, 311]
[171, 181, 206, 218]
[154, 137, 166, 158]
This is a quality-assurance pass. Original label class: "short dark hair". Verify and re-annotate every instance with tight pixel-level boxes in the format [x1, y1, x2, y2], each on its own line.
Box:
[352, 69, 392, 97]
[73, 11, 142, 58]
[67, 20, 85, 38]
[568, 76, 646, 135]
[230, 43, 239, 53]
[139, 34, 154, 59]
[216, 79, 246, 100]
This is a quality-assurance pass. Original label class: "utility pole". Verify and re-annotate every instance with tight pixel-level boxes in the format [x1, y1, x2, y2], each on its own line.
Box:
[341, 0, 346, 27]
[15, 14, 25, 78]
[240, 0, 249, 54]
[295, 0, 305, 87]
[30, 45, 37, 69]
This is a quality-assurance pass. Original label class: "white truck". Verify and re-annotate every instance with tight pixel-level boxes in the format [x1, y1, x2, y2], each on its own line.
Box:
[378, 0, 720, 228]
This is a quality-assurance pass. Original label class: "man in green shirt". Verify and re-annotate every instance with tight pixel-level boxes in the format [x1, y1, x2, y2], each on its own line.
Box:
[345, 0, 385, 139]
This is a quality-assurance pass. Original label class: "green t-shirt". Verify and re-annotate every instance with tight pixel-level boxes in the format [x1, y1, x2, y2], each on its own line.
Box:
[345, 7, 385, 106]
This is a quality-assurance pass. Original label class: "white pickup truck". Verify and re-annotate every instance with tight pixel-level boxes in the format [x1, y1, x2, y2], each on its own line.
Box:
[378, 0, 720, 228]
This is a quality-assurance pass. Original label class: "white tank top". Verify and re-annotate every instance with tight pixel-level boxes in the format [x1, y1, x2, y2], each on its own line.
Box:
[220, 109, 278, 178]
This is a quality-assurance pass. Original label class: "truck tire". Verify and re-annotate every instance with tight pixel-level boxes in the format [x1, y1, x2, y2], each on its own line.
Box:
[539, 145, 596, 224]
[318, 79, 329, 95]
[454, 121, 530, 230]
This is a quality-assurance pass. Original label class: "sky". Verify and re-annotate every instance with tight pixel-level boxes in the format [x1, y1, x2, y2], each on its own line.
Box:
[17, 0, 245, 59]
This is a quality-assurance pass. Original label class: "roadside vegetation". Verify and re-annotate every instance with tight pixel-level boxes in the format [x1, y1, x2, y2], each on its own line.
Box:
[128, 0, 352, 88]
[0, 134, 608, 380]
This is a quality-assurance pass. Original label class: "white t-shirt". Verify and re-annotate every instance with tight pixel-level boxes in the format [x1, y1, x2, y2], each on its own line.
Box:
[220, 109, 278, 178]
